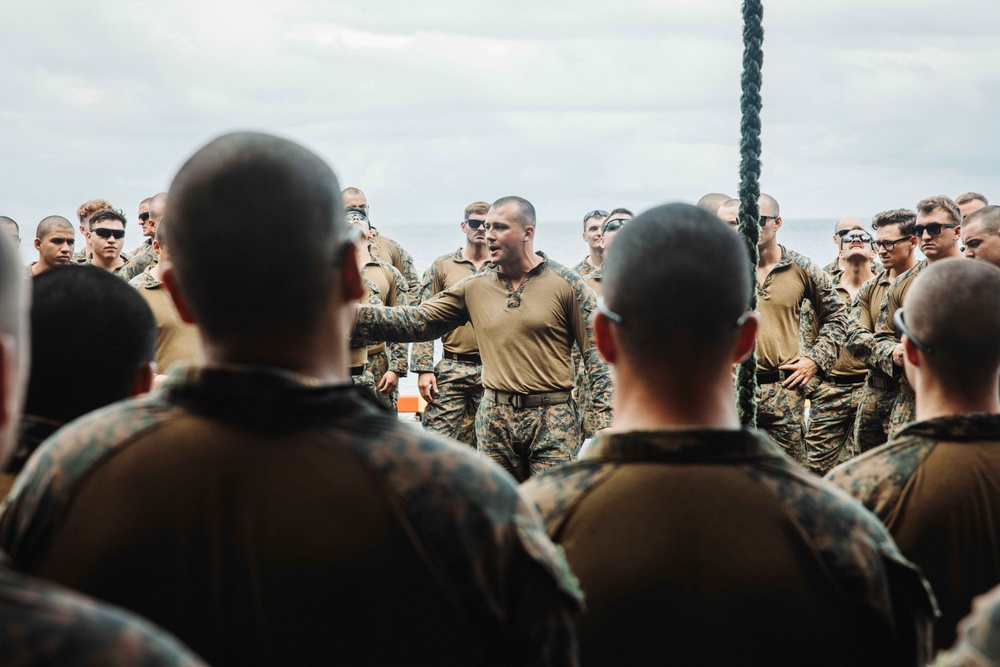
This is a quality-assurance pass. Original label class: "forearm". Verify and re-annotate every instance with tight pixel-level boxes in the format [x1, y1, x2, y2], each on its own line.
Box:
[353, 304, 463, 344]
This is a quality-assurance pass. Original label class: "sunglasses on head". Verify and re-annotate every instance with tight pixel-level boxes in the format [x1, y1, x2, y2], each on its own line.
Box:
[841, 232, 873, 245]
[92, 228, 125, 240]
[913, 222, 958, 237]
[584, 209, 609, 223]
[602, 218, 627, 234]
[465, 218, 486, 229]
[138, 212, 150, 222]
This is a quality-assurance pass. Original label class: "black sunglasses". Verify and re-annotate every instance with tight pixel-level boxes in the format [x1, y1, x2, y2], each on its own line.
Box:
[584, 209, 609, 223]
[872, 236, 912, 251]
[465, 219, 485, 229]
[92, 228, 125, 240]
[913, 222, 957, 237]
[345, 207, 369, 223]
[893, 308, 933, 355]
[841, 232, 873, 245]
[602, 218, 628, 234]
[759, 215, 778, 227]
[138, 212, 150, 222]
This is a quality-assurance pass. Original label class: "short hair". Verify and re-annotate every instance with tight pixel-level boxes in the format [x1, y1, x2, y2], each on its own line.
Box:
[956, 192, 988, 207]
[696, 194, 732, 213]
[148, 193, 168, 222]
[492, 196, 536, 228]
[608, 207, 633, 219]
[88, 208, 127, 230]
[916, 196, 962, 226]
[76, 199, 113, 225]
[963, 205, 1000, 236]
[603, 203, 752, 370]
[464, 201, 490, 219]
[0, 216, 18, 237]
[759, 193, 780, 215]
[139, 196, 153, 207]
[871, 209, 916, 235]
[35, 216, 74, 240]
[23, 265, 155, 430]
[342, 187, 366, 198]
[154, 217, 170, 250]
[167, 132, 350, 338]
[905, 258, 1000, 388]
[719, 198, 741, 210]
[833, 217, 862, 234]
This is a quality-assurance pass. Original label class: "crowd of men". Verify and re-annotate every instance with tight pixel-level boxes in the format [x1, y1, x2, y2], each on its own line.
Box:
[1, 131, 1000, 664]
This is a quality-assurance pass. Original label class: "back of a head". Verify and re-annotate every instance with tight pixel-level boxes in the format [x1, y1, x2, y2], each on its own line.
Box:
[696, 193, 731, 214]
[905, 258, 1000, 389]
[167, 132, 349, 339]
[603, 203, 751, 372]
[0, 233, 29, 464]
[26, 265, 156, 424]
[148, 193, 168, 223]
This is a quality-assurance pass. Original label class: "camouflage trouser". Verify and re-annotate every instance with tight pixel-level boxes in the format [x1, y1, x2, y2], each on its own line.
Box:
[888, 390, 916, 438]
[853, 383, 898, 453]
[421, 357, 483, 448]
[572, 346, 597, 440]
[756, 382, 806, 464]
[366, 350, 398, 415]
[804, 381, 864, 475]
[350, 369, 378, 402]
[475, 395, 581, 483]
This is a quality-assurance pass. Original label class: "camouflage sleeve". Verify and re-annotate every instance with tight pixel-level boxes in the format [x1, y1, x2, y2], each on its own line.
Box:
[802, 261, 848, 374]
[0, 567, 205, 666]
[119, 245, 156, 283]
[869, 285, 906, 377]
[799, 299, 819, 354]
[410, 263, 440, 374]
[562, 270, 613, 430]
[353, 279, 471, 345]
[383, 263, 411, 376]
[397, 243, 420, 301]
[844, 277, 879, 368]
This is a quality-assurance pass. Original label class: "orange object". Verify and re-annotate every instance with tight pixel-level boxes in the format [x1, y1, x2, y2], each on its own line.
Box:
[397, 394, 424, 414]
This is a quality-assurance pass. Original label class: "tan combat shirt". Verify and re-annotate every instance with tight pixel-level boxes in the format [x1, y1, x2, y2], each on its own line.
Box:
[129, 269, 203, 374]
[411, 249, 483, 373]
[872, 260, 927, 391]
[361, 257, 408, 375]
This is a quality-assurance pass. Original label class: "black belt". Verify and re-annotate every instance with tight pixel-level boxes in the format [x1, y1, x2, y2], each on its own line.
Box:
[484, 388, 571, 409]
[827, 373, 868, 386]
[444, 351, 482, 365]
[867, 375, 899, 391]
[349, 365, 365, 376]
[756, 369, 793, 385]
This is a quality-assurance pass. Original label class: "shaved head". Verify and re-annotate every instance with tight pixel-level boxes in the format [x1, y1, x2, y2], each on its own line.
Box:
[905, 258, 1000, 388]
[964, 205, 1000, 236]
[696, 193, 732, 214]
[492, 196, 536, 229]
[148, 193, 168, 224]
[604, 203, 751, 371]
[167, 131, 350, 339]
[35, 216, 74, 240]
[834, 217, 862, 234]
[759, 193, 780, 216]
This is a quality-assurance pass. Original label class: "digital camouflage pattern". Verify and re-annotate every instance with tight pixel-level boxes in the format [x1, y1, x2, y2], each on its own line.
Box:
[869, 260, 927, 380]
[523, 427, 936, 664]
[361, 256, 409, 414]
[936, 583, 1000, 666]
[574, 267, 602, 440]
[0, 556, 204, 666]
[888, 390, 917, 438]
[368, 228, 419, 300]
[755, 382, 806, 464]
[853, 383, 897, 452]
[72, 249, 88, 265]
[570, 256, 599, 278]
[365, 350, 398, 413]
[0, 365, 583, 666]
[119, 240, 157, 283]
[476, 397, 581, 482]
[804, 381, 864, 475]
[420, 357, 482, 448]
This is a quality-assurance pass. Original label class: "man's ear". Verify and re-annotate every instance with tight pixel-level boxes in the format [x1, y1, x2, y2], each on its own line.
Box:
[339, 245, 365, 302]
[160, 262, 197, 325]
[33, 237, 41, 252]
[733, 312, 760, 364]
[129, 362, 156, 397]
[523, 224, 535, 242]
[903, 336, 921, 367]
[593, 311, 617, 365]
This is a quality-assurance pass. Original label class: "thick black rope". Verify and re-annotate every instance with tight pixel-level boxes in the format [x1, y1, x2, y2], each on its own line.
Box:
[736, 0, 764, 426]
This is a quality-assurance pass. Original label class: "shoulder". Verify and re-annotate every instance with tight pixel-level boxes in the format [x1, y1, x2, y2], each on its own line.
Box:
[784, 247, 831, 283]
[542, 257, 595, 305]
[522, 460, 618, 534]
[0, 564, 203, 665]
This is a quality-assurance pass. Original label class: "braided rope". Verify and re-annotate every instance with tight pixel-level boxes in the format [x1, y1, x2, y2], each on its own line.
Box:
[736, 0, 764, 426]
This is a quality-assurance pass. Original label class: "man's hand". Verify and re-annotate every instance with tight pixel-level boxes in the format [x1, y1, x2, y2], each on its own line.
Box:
[779, 357, 819, 389]
[892, 343, 905, 367]
[418, 372, 438, 403]
[378, 371, 400, 395]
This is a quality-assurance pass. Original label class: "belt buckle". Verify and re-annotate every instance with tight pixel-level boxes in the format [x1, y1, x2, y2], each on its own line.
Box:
[507, 393, 525, 409]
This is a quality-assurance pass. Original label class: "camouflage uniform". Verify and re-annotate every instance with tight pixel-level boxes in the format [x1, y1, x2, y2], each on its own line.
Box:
[826, 413, 1000, 650]
[350, 277, 381, 401]
[573, 265, 602, 440]
[0, 365, 583, 665]
[523, 428, 936, 665]
[119, 239, 158, 283]
[936, 583, 1000, 666]
[71, 248, 88, 264]
[353, 252, 613, 482]
[87, 253, 131, 279]
[368, 228, 419, 299]
[570, 255, 600, 278]
[756, 246, 848, 464]
[361, 255, 409, 414]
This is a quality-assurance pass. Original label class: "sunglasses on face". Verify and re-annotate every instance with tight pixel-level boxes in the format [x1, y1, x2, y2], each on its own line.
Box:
[602, 218, 627, 234]
[759, 215, 777, 227]
[841, 232, 873, 245]
[872, 236, 912, 251]
[138, 212, 150, 222]
[914, 222, 958, 237]
[345, 208, 369, 223]
[92, 228, 125, 240]
[465, 219, 486, 229]
[583, 209, 609, 223]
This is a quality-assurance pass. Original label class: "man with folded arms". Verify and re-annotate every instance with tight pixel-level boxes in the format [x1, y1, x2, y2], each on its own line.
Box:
[828, 258, 1000, 650]
[354, 195, 613, 481]
[413, 201, 490, 446]
[522, 203, 935, 665]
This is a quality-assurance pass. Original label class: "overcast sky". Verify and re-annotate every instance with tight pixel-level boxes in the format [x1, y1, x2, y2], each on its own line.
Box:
[2, 0, 997, 246]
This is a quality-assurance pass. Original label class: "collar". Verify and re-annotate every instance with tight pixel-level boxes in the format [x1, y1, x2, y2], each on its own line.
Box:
[893, 413, 1000, 443]
[582, 427, 783, 465]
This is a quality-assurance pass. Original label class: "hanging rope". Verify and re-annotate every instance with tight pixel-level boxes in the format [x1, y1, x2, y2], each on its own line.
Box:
[736, 0, 764, 426]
